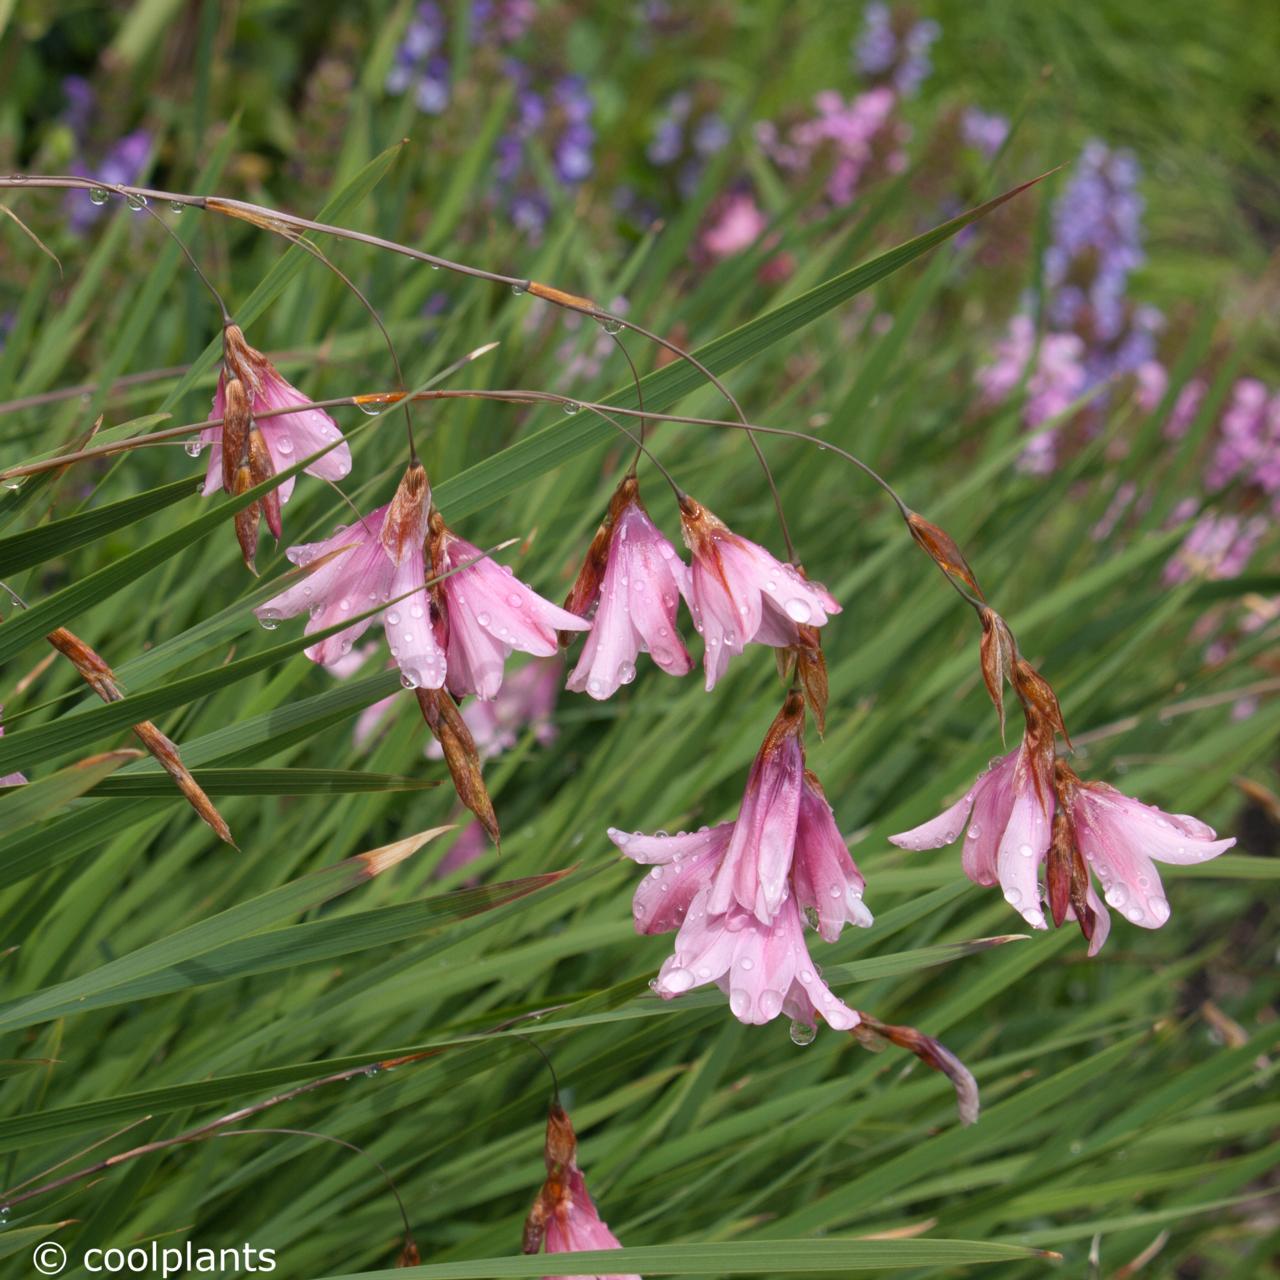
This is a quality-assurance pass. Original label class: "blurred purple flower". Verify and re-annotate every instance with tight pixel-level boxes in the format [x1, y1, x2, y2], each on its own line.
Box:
[67, 130, 152, 232]
[961, 107, 1008, 158]
[647, 90, 730, 196]
[61, 75, 96, 139]
[1044, 141, 1145, 344]
[853, 2, 939, 97]
[493, 71, 595, 237]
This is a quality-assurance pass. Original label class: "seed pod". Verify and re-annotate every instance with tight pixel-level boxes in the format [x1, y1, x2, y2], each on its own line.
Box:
[232, 458, 261, 574]
[1012, 657, 1071, 747]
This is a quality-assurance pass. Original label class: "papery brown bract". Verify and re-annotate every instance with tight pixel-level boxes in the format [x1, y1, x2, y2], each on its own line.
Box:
[416, 685, 500, 848]
[979, 607, 1016, 740]
[44, 627, 234, 845]
[219, 376, 252, 493]
[907, 511, 985, 599]
[854, 1013, 980, 1126]
[522, 1101, 637, 1278]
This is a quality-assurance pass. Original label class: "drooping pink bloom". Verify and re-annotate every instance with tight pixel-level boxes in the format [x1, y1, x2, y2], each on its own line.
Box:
[889, 742, 1056, 930]
[543, 1166, 634, 1276]
[565, 477, 691, 701]
[890, 742, 1235, 953]
[610, 693, 870, 1031]
[0, 706, 27, 787]
[256, 464, 445, 688]
[430, 515, 589, 700]
[198, 324, 351, 504]
[526, 1104, 636, 1280]
[1062, 780, 1235, 940]
[678, 496, 840, 690]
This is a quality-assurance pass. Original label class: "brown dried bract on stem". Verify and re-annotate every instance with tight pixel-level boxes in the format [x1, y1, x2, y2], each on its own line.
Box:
[380, 462, 430, 564]
[44, 627, 235, 845]
[416, 686, 501, 848]
[560, 473, 636, 644]
[853, 1013, 980, 1126]
[527, 280, 596, 311]
[906, 512, 985, 600]
[979, 607, 1017, 741]
[777, 622, 829, 735]
[1048, 759, 1100, 946]
[220, 376, 252, 491]
[1012, 657, 1071, 749]
[521, 1102, 577, 1254]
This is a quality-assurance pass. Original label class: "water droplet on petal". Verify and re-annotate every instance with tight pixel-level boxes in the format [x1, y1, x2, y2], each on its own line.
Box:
[277, 437, 294, 454]
[387, 610, 401, 625]
[400, 669, 421, 690]
[507, 591, 523, 607]
[477, 611, 491, 627]
[1018, 842, 1034, 858]
[785, 599, 812, 623]
[789, 1020, 817, 1046]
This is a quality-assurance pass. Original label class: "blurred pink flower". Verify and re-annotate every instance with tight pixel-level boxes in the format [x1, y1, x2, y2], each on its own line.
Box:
[1164, 512, 1268, 585]
[700, 192, 768, 259]
[1163, 377, 1205, 440]
[427, 657, 562, 759]
[977, 315, 1087, 474]
[759, 87, 903, 207]
[434, 821, 489, 883]
[679, 497, 840, 690]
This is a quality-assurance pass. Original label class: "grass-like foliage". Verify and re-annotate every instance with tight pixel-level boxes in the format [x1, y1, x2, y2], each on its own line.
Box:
[0, 3, 1276, 1277]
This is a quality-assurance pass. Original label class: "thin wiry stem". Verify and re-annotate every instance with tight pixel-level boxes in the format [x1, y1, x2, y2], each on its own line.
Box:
[4, 175, 795, 547]
[129, 190, 230, 324]
[212, 1127, 416, 1258]
[609, 331, 647, 477]
[237, 221, 420, 463]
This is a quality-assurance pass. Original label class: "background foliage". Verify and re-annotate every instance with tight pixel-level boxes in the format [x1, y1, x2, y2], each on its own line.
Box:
[0, 2, 1277, 1277]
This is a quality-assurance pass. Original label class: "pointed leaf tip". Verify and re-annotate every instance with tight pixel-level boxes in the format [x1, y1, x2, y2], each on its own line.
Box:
[358, 825, 455, 877]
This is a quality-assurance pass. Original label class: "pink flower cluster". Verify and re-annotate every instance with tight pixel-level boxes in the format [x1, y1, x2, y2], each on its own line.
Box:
[891, 744, 1234, 954]
[1206, 378, 1280, 511]
[610, 696, 871, 1032]
[757, 87, 906, 209]
[1164, 510, 1269, 585]
[975, 315, 1087, 474]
